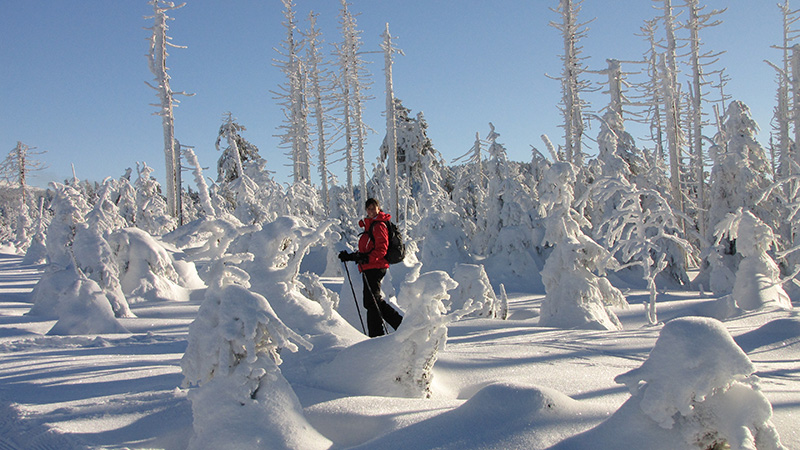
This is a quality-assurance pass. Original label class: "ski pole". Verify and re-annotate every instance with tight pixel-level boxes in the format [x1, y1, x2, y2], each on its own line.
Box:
[343, 261, 367, 335]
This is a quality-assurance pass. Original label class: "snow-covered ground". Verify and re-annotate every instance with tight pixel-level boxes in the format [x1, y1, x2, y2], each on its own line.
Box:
[0, 250, 798, 449]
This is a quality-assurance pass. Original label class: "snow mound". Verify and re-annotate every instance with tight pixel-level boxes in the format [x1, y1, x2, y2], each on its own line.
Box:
[734, 317, 800, 353]
[48, 273, 129, 335]
[352, 382, 600, 450]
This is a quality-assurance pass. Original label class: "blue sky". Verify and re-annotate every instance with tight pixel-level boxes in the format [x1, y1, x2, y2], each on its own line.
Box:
[0, 1, 781, 189]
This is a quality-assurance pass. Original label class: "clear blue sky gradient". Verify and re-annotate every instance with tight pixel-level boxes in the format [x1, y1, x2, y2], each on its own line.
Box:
[0, 1, 780, 189]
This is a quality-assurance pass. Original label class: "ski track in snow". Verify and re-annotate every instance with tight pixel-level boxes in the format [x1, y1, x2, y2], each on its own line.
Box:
[0, 400, 88, 450]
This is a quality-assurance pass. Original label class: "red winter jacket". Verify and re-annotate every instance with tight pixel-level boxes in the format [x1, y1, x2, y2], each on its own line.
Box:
[357, 211, 391, 271]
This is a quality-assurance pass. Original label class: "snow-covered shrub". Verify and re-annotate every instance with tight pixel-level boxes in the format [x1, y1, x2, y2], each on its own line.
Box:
[108, 227, 204, 303]
[232, 216, 364, 349]
[72, 223, 133, 318]
[410, 175, 473, 273]
[448, 263, 507, 319]
[22, 198, 48, 265]
[71, 180, 134, 318]
[614, 317, 785, 450]
[180, 212, 331, 449]
[181, 273, 329, 449]
[715, 209, 792, 311]
[298, 271, 339, 318]
[312, 269, 476, 398]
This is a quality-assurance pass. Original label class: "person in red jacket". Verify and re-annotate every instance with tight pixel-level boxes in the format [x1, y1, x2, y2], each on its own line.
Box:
[339, 198, 403, 337]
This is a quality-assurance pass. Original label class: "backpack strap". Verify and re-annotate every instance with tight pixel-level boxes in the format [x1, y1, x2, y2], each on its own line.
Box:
[364, 219, 386, 241]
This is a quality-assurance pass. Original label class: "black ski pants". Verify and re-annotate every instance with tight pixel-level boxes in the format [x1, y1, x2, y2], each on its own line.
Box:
[362, 268, 403, 337]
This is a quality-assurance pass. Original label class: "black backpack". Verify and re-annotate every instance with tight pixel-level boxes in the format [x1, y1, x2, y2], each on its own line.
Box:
[367, 220, 406, 264]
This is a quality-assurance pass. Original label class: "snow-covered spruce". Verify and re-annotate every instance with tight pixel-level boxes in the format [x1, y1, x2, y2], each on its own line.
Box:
[714, 209, 792, 312]
[538, 162, 627, 330]
[700, 100, 778, 295]
[134, 162, 176, 235]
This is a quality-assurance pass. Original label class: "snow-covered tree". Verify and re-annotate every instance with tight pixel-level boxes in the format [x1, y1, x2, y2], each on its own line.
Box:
[381, 23, 402, 217]
[112, 171, 137, 228]
[145, 0, 192, 221]
[683, 0, 725, 239]
[215, 113, 261, 184]
[22, 197, 48, 265]
[714, 209, 792, 311]
[180, 219, 328, 450]
[182, 147, 215, 217]
[592, 177, 692, 324]
[451, 132, 486, 226]
[655, 0, 688, 221]
[108, 227, 203, 303]
[274, 0, 312, 185]
[549, 0, 593, 167]
[28, 183, 130, 334]
[333, 0, 373, 205]
[597, 110, 648, 182]
[636, 19, 668, 163]
[1, 142, 46, 246]
[73, 179, 134, 318]
[538, 162, 627, 330]
[379, 99, 445, 204]
[280, 180, 326, 226]
[448, 264, 507, 319]
[701, 101, 777, 295]
[231, 216, 362, 350]
[134, 162, 176, 235]
[303, 11, 336, 210]
[475, 124, 542, 289]
[766, 1, 800, 179]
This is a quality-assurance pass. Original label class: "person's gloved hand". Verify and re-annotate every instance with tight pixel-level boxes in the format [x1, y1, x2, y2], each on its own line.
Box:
[354, 252, 369, 264]
[338, 250, 352, 262]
